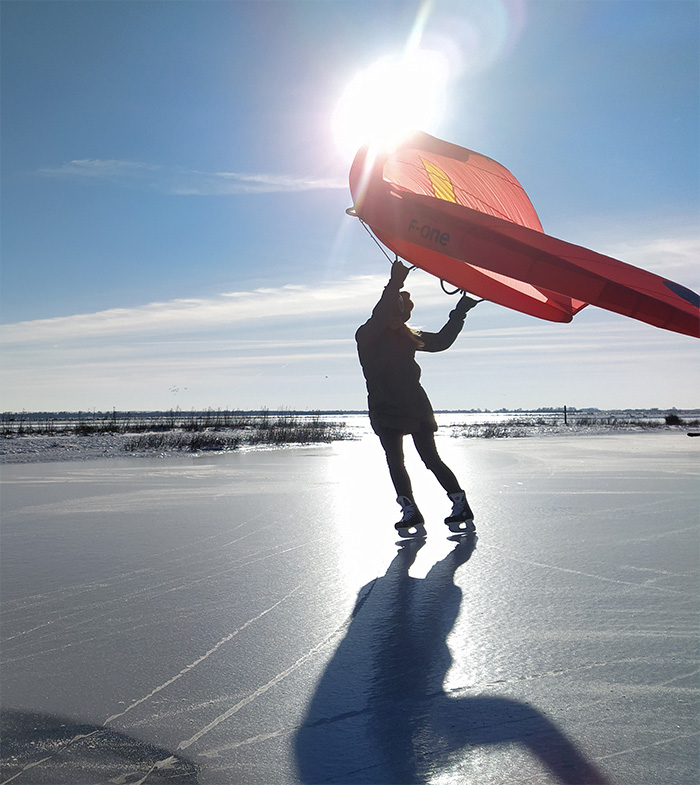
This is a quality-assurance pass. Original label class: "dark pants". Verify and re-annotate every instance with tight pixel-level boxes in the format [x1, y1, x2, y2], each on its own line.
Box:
[376, 427, 462, 501]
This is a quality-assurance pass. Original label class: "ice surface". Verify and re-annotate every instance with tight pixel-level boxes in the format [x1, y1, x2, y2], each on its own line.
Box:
[1, 432, 698, 784]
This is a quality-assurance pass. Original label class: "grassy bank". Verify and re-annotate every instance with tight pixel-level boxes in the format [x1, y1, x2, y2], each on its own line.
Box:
[0, 409, 354, 452]
[122, 412, 353, 452]
[448, 413, 700, 439]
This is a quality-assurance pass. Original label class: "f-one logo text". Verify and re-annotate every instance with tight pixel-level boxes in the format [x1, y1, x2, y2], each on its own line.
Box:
[408, 219, 450, 247]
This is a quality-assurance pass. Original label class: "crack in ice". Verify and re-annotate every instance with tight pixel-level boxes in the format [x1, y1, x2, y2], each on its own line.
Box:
[103, 585, 304, 726]
[180, 578, 381, 753]
[482, 543, 694, 596]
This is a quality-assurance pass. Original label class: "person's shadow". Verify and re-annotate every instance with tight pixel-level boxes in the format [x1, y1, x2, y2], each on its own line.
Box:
[295, 536, 608, 784]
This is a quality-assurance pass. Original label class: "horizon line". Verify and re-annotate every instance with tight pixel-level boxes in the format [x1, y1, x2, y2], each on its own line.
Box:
[3, 406, 697, 417]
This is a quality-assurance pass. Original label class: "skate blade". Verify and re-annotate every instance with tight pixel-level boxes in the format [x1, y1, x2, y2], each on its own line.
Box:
[396, 524, 427, 539]
[446, 519, 476, 534]
[447, 532, 478, 544]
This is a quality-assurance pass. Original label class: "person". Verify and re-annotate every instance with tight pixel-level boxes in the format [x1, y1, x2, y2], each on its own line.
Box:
[355, 261, 479, 536]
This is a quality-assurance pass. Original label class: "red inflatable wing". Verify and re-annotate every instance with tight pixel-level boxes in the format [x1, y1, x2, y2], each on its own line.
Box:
[349, 132, 699, 338]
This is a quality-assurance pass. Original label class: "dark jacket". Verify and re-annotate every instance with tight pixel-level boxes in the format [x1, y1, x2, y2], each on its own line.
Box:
[356, 278, 468, 435]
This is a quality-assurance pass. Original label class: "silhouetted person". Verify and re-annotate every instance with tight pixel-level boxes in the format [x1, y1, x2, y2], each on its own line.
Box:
[356, 262, 478, 536]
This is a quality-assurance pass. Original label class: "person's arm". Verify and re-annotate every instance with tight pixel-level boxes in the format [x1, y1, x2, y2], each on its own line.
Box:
[355, 262, 410, 344]
[418, 294, 479, 352]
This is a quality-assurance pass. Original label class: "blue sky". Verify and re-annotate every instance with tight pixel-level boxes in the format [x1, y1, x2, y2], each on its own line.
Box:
[2, 0, 698, 412]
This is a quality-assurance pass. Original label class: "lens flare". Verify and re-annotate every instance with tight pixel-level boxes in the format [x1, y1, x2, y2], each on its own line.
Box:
[332, 49, 450, 159]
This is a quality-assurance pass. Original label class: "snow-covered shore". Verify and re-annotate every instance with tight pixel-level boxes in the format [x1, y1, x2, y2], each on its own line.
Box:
[1, 431, 157, 464]
[1, 419, 695, 464]
[0, 429, 351, 464]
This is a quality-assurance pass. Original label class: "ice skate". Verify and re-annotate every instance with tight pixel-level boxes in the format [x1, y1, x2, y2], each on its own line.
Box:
[394, 495, 426, 539]
[445, 491, 475, 534]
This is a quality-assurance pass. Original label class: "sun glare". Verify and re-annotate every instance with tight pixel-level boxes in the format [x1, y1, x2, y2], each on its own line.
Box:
[333, 49, 450, 159]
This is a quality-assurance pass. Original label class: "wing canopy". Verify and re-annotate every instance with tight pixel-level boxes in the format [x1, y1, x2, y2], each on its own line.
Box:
[350, 132, 699, 337]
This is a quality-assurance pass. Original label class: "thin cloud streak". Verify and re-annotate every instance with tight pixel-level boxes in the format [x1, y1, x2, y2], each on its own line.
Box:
[0, 277, 387, 344]
[557, 218, 700, 283]
[2, 273, 698, 411]
[602, 234, 700, 280]
[37, 159, 346, 194]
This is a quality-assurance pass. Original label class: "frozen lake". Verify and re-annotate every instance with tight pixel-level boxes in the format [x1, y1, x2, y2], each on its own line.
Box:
[1, 432, 698, 784]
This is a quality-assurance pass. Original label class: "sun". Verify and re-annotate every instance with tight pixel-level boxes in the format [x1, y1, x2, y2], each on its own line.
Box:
[332, 49, 450, 159]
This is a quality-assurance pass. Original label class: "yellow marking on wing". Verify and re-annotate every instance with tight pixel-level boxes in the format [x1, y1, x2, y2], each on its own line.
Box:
[421, 158, 457, 203]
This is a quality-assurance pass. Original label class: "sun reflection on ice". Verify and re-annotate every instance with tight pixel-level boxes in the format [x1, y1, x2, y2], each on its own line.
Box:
[322, 435, 476, 590]
[320, 437, 395, 593]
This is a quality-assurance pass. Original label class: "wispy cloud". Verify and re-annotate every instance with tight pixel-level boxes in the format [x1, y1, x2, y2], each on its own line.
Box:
[37, 159, 346, 194]
[556, 217, 700, 284]
[0, 277, 386, 410]
[0, 276, 395, 345]
[603, 234, 700, 280]
[2, 274, 698, 412]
